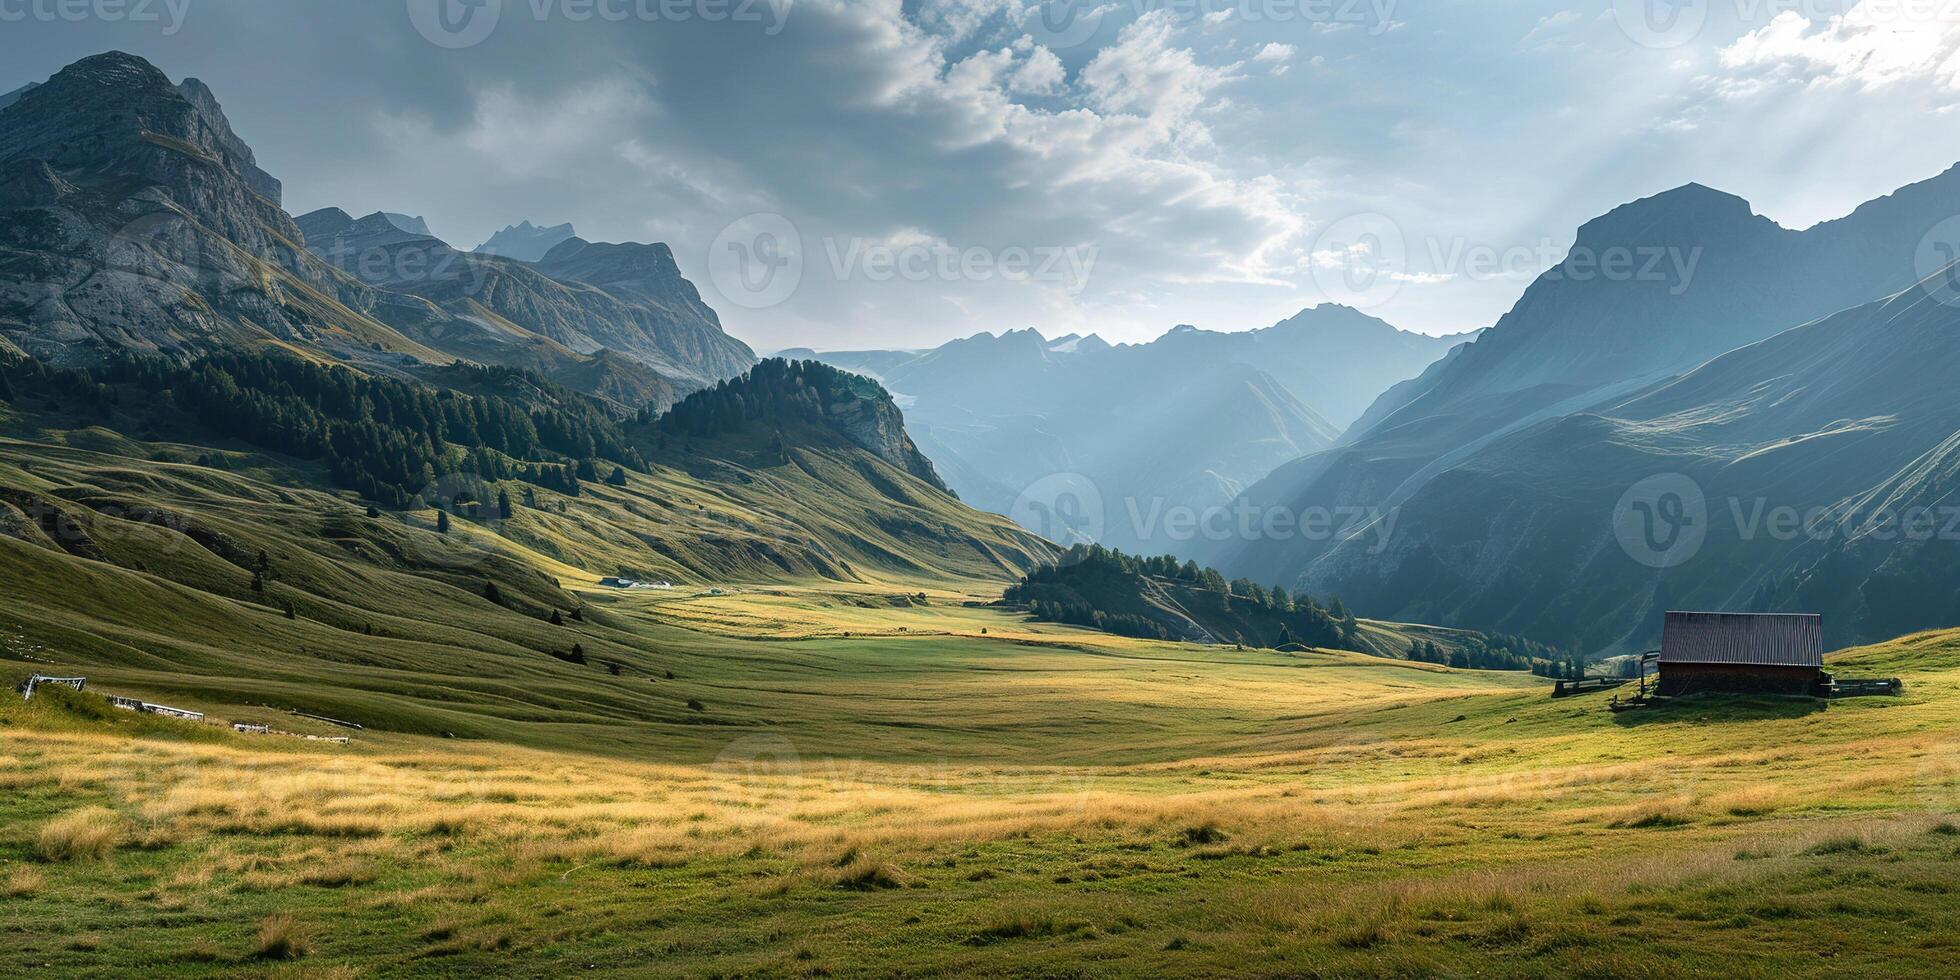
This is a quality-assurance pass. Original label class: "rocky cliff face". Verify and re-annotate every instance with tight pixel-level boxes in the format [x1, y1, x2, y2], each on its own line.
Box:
[296, 209, 755, 392]
[824, 386, 947, 492]
[0, 52, 426, 367]
[537, 238, 753, 384]
[0, 51, 752, 409]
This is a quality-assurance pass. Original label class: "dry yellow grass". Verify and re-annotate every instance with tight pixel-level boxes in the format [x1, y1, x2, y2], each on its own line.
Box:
[4, 612, 1959, 974]
[2, 866, 44, 898]
[254, 913, 313, 961]
[35, 806, 124, 862]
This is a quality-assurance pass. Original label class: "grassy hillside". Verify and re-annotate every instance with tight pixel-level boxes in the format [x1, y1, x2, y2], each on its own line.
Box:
[1, 593, 1956, 975]
[0, 366, 1050, 751]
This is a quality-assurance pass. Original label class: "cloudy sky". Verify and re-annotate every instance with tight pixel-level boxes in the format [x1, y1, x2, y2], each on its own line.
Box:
[5, 0, 1960, 351]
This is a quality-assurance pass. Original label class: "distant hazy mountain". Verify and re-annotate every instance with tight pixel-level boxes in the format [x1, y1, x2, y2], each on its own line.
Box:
[0, 83, 37, 112]
[475, 220, 577, 262]
[1220, 165, 1960, 652]
[379, 212, 433, 237]
[794, 315, 1466, 551]
[789, 310, 1462, 551]
[1215, 306, 1478, 429]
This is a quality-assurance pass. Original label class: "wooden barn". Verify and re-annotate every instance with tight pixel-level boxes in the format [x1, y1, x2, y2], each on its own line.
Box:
[1657, 612, 1824, 696]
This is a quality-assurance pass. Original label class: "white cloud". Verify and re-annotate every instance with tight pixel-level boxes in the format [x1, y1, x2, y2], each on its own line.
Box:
[1080, 11, 1238, 139]
[1008, 43, 1068, 95]
[1253, 42, 1296, 66]
[1720, 7, 1960, 93]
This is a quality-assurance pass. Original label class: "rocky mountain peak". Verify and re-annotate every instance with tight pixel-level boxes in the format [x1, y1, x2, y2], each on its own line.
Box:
[1569, 181, 1770, 253]
[535, 237, 710, 314]
[476, 220, 578, 261]
[380, 212, 433, 236]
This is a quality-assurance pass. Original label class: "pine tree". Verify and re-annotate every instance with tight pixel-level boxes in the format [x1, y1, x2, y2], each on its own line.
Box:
[250, 569, 266, 593]
[606, 465, 628, 487]
[569, 642, 586, 664]
[497, 488, 513, 519]
[366, 504, 381, 519]
[550, 609, 564, 626]
[484, 581, 503, 606]
[570, 606, 584, 622]
[436, 509, 451, 534]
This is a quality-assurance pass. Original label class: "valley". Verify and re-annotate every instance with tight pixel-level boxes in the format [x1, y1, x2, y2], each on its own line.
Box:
[2, 34, 1959, 979]
[5, 587, 1958, 975]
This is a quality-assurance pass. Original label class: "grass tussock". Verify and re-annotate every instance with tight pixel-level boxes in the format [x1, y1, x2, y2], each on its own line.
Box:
[254, 913, 313, 960]
[970, 914, 1090, 944]
[2, 867, 45, 898]
[826, 857, 911, 891]
[1804, 836, 1883, 856]
[37, 807, 124, 862]
[1609, 808, 1692, 830]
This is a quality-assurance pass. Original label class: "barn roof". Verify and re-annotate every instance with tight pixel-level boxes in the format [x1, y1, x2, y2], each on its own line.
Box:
[1660, 612, 1823, 667]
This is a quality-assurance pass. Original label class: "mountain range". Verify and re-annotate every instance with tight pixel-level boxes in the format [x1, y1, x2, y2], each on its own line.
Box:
[0, 52, 753, 413]
[475, 220, 578, 262]
[11, 49, 1960, 659]
[787, 307, 1470, 551]
[0, 52, 1046, 597]
[1215, 168, 1960, 651]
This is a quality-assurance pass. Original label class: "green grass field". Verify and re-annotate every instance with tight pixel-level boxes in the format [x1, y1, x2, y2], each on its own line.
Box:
[3, 430, 1959, 976]
[3, 583, 1958, 976]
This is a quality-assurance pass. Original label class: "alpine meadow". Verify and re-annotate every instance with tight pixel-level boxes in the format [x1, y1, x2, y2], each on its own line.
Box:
[4, 4, 1960, 978]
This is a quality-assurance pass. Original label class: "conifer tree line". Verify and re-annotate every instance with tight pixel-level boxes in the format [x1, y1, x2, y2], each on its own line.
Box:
[0, 351, 647, 508]
[1005, 544, 1573, 667]
[1404, 635, 1572, 674]
[650, 358, 878, 438]
[1004, 544, 1363, 650]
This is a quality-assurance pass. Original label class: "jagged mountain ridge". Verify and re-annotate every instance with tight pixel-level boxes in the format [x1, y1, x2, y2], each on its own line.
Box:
[0, 52, 751, 411]
[296, 207, 751, 397]
[475, 220, 577, 261]
[1219, 166, 1960, 601]
[1279, 260, 1960, 653]
[0, 52, 429, 369]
